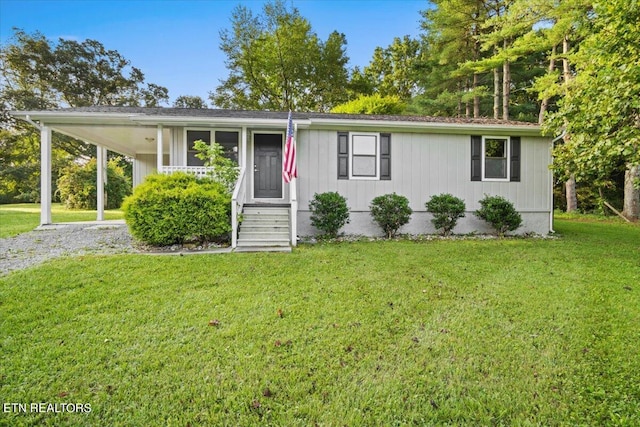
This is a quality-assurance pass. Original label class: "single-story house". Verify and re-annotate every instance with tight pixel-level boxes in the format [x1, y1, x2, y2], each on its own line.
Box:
[11, 107, 553, 247]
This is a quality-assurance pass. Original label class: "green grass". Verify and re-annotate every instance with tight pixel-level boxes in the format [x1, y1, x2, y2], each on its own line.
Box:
[0, 203, 124, 238]
[1, 219, 639, 426]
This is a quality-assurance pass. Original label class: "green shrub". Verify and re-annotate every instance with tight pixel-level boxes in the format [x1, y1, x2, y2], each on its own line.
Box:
[370, 193, 413, 238]
[122, 172, 231, 246]
[309, 191, 350, 238]
[57, 157, 131, 209]
[474, 195, 522, 237]
[425, 193, 466, 236]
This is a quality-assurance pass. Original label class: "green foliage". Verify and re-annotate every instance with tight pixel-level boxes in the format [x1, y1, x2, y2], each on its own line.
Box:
[369, 193, 413, 238]
[122, 172, 231, 246]
[309, 191, 350, 238]
[475, 195, 522, 236]
[0, 28, 169, 111]
[212, 0, 349, 111]
[361, 35, 422, 100]
[57, 157, 131, 210]
[544, 0, 640, 218]
[330, 94, 405, 115]
[0, 128, 74, 203]
[192, 140, 239, 192]
[425, 193, 466, 236]
[173, 95, 208, 109]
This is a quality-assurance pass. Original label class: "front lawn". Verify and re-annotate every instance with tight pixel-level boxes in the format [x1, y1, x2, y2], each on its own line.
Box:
[1, 219, 639, 425]
[0, 203, 124, 238]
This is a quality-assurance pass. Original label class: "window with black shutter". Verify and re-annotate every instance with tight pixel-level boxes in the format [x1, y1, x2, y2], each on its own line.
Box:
[338, 131, 391, 180]
[471, 135, 522, 182]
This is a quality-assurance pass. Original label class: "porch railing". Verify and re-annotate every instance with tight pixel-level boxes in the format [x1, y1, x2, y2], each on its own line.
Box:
[160, 166, 212, 178]
[231, 166, 247, 249]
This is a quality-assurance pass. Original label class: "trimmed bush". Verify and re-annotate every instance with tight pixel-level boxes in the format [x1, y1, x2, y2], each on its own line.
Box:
[425, 193, 466, 236]
[474, 195, 522, 236]
[309, 191, 350, 238]
[57, 157, 131, 209]
[122, 172, 231, 246]
[370, 193, 413, 238]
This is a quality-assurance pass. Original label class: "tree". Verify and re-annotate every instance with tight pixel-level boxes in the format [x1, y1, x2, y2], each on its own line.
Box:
[0, 128, 71, 203]
[0, 29, 168, 203]
[330, 94, 405, 115]
[545, 0, 640, 220]
[1, 29, 169, 114]
[414, 0, 493, 118]
[362, 36, 422, 100]
[210, 0, 349, 112]
[173, 95, 208, 109]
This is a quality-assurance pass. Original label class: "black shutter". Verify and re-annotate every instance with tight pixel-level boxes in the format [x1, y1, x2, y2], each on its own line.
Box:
[471, 135, 482, 181]
[510, 136, 521, 182]
[338, 132, 349, 179]
[380, 133, 391, 180]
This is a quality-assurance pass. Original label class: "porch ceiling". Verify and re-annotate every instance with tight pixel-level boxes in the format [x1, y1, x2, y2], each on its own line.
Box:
[51, 123, 168, 157]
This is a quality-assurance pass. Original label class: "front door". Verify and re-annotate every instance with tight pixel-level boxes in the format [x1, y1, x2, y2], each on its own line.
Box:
[254, 133, 283, 199]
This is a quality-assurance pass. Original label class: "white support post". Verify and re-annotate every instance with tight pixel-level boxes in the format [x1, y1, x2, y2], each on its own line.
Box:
[157, 124, 164, 172]
[241, 126, 248, 169]
[40, 125, 52, 225]
[96, 145, 106, 221]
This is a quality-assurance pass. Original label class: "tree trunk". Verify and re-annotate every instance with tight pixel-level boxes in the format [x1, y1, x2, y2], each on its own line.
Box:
[562, 36, 571, 84]
[493, 67, 500, 119]
[566, 175, 578, 212]
[473, 72, 480, 118]
[502, 40, 510, 120]
[465, 78, 471, 118]
[539, 45, 557, 124]
[623, 164, 640, 221]
[562, 38, 577, 213]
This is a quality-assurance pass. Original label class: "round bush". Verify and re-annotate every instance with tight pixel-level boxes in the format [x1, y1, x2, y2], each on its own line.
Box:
[425, 193, 466, 236]
[309, 191, 350, 238]
[370, 193, 413, 238]
[474, 195, 522, 236]
[57, 157, 131, 209]
[122, 172, 231, 246]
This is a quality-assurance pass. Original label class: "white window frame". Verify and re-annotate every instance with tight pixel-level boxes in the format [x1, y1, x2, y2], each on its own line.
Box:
[184, 127, 241, 167]
[349, 132, 380, 180]
[482, 135, 510, 182]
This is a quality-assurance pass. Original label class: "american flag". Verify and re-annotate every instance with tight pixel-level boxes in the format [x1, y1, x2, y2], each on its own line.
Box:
[283, 111, 297, 183]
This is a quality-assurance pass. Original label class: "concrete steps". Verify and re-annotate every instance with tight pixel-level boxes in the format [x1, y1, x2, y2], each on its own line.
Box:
[237, 205, 291, 248]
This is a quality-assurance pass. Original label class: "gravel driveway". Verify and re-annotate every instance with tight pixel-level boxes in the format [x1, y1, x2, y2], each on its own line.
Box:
[0, 221, 136, 276]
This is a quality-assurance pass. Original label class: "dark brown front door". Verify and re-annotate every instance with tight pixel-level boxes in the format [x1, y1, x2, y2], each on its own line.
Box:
[254, 133, 282, 198]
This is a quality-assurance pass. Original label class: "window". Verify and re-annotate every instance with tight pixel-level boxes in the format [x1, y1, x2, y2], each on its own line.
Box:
[484, 137, 508, 180]
[186, 129, 239, 166]
[338, 132, 391, 180]
[471, 135, 521, 182]
[352, 134, 378, 177]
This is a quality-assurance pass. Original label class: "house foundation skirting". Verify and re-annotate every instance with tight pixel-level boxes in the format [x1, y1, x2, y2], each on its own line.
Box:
[296, 211, 552, 237]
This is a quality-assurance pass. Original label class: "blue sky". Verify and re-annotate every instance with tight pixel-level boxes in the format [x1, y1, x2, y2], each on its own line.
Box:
[0, 0, 429, 104]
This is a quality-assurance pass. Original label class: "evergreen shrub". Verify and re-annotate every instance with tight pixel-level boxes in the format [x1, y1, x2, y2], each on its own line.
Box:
[309, 191, 350, 238]
[122, 172, 231, 246]
[474, 195, 522, 236]
[370, 193, 412, 238]
[425, 193, 466, 236]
